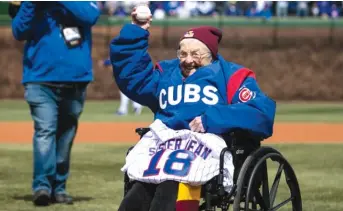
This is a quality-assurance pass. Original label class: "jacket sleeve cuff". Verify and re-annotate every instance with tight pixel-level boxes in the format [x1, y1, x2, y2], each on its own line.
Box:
[119, 23, 150, 41]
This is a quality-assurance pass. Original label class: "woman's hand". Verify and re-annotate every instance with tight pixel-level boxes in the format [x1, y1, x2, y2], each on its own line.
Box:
[189, 116, 205, 133]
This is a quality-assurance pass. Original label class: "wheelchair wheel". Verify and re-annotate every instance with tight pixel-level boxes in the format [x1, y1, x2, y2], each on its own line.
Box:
[233, 147, 302, 211]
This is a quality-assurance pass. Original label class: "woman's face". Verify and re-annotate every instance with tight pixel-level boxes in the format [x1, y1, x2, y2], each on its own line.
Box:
[178, 39, 212, 77]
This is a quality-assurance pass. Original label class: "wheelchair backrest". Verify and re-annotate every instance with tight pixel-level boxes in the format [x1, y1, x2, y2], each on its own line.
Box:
[222, 130, 262, 183]
[135, 127, 150, 138]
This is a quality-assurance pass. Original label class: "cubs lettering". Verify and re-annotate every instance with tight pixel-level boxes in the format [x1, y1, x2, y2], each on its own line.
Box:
[159, 84, 219, 109]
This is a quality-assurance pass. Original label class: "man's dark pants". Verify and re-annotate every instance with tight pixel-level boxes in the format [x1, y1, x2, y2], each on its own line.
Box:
[24, 82, 87, 195]
[118, 181, 179, 211]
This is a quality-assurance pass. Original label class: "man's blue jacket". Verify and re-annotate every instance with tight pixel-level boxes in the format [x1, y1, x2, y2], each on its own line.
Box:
[12, 1, 100, 83]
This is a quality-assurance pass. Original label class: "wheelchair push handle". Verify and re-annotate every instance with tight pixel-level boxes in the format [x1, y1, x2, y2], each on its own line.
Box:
[135, 127, 150, 138]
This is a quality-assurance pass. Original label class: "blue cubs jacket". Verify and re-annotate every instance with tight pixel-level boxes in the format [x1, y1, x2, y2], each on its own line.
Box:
[110, 24, 276, 138]
[11, 1, 100, 83]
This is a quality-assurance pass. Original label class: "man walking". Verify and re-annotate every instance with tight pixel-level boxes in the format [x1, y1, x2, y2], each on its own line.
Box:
[99, 58, 144, 116]
[11, 1, 100, 206]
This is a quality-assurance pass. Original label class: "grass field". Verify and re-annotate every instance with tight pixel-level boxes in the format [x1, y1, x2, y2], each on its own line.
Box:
[0, 100, 342, 211]
[0, 99, 342, 122]
[0, 143, 342, 211]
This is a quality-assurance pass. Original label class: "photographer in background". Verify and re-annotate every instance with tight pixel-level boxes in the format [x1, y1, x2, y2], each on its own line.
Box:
[11, 1, 100, 206]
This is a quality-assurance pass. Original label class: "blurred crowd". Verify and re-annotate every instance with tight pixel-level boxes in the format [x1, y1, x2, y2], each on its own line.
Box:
[96, 1, 343, 20]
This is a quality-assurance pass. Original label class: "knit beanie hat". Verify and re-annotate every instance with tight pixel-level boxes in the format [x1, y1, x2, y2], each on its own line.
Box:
[180, 26, 222, 58]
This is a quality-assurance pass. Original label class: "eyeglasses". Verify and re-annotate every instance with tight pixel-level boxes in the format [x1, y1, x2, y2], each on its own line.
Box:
[177, 50, 210, 60]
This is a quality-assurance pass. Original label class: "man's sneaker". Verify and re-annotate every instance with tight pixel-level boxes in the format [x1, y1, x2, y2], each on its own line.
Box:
[52, 193, 73, 205]
[116, 110, 127, 116]
[33, 189, 51, 206]
[133, 107, 142, 115]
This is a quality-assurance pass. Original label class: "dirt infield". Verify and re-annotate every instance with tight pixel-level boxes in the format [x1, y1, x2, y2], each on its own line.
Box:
[0, 122, 341, 144]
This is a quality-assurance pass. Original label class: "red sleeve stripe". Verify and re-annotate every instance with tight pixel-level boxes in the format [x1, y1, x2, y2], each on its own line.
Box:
[227, 68, 256, 104]
[154, 62, 163, 73]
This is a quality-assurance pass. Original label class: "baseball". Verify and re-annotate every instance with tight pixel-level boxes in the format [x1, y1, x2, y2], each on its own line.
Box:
[135, 5, 152, 22]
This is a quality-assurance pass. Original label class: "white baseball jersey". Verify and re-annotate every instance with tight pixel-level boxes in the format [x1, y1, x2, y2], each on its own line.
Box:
[121, 119, 234, 192]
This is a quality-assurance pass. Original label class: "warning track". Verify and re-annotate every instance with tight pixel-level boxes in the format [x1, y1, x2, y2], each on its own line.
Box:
[0, 122, 341, 144]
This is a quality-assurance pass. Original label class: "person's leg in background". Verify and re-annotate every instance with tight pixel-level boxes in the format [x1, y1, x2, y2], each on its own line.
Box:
[24, 83, 59, 206]
[276, 3, 282, 17]
[53, 83, 87, 204]
[116, 91, 130, 115]
[132, 101, 143, 115]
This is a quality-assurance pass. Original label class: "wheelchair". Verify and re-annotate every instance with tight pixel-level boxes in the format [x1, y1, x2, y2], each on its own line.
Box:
[123, 128, 302, 211]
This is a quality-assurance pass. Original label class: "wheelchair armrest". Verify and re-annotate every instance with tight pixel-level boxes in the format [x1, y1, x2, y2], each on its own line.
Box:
[135, 127, 150, 137]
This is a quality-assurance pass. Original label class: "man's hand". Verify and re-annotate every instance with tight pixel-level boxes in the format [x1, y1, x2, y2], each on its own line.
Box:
[189, 116, 205, 133]
[131, 7, 152, 30]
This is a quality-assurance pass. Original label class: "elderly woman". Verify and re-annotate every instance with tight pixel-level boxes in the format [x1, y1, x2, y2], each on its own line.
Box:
[110, 8, 276, 211]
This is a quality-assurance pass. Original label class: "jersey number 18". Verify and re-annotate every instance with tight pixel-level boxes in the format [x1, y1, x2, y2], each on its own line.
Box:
[143, 149, 195, 177]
